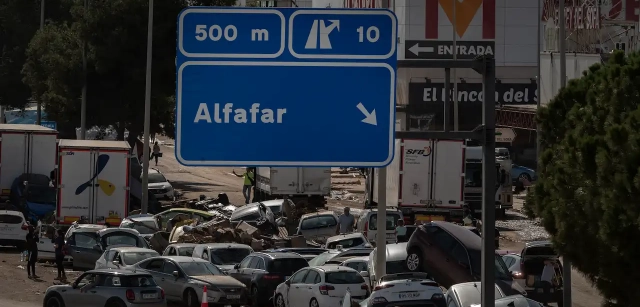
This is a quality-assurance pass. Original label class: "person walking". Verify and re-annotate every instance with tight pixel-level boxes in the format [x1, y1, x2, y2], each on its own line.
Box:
[26, 226, 39, 279]
[232, 168, 255, 204]
[52, 229, 67, 282]
[336, 207, 355, 234]
[152, 141, 161, 166]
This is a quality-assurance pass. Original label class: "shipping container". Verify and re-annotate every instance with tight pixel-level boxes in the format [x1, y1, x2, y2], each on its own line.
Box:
[57, 140, 130, 225]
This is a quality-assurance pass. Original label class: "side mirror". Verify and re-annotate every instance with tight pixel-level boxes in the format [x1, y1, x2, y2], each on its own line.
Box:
[360, 271, 369, 277]
[172, 271, 179, 278]
[233, 264, 240, 269]
[93, 244, 102, 251]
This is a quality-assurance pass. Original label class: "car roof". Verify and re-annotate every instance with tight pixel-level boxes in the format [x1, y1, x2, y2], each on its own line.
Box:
[301, 211, 336, 219]
[525, 241, 553, 248]
[327, 233, 364, 242]
[337, 248, 374, 257]
[107, 246, 156, 253]
[0, 210, 24, 217]
[123, 215, 156, 222]
[314, 265, 357, 273]
[431, 222, 482, 252]
[168, 243, 198, 248]
[98, 228, 141, 236]
[72, 224, 107, 232]
[448, 282, 505, 306]
[199, 243, 253, 250]
[256, 252, 305, 259]
[158, 208, 214, 216]
[87, 269, 152, 276]
[342, 256, 369, 263]
[266, 248, 328, 254]
[160, 256, 208, 263]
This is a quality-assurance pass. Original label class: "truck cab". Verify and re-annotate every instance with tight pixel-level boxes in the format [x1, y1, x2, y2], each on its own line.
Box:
[464, 146, 513, 219]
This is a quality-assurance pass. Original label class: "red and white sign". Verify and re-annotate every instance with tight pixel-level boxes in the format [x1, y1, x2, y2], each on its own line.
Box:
[425, 0, 495, 40]
[542, 0, 600, 29]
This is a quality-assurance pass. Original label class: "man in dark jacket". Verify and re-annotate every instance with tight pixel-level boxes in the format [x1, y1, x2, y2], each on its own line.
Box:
[52, 229, 67, 281]
[26, 226, 39, 279]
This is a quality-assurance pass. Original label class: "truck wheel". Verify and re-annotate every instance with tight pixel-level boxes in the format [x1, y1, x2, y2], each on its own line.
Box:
[406, 248, 422, 271]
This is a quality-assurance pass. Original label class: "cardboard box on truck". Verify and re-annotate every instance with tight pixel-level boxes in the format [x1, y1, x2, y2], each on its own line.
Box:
[0, 124, 58, 198]
[57, 140, 131, 225]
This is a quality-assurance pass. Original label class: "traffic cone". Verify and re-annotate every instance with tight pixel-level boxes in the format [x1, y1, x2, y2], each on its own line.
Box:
[201, 285, 208, 307]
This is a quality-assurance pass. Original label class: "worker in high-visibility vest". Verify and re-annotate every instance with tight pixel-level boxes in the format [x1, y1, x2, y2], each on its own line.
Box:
[233, 168, 255, 204]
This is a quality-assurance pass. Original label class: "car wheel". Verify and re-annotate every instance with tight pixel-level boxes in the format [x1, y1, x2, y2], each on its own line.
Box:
[518, 173, 532, 182]
[251, 285, 259, 307]
[104, 298, 126, 307]
[406, 248, 422, 271]
[45, 294, 65, 307]
[184, 288, 200, 307]
[309, 298, 319, 307]
[275, 294, 285, 307]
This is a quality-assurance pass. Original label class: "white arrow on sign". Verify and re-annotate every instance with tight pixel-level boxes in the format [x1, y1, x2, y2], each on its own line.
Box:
[496, 128, 517, 142]
[408, 43, 435, 56]
[357, 102, 377, 126]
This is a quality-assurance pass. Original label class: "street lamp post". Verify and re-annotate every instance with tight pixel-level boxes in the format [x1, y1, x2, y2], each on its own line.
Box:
[141, 0, 154, 214]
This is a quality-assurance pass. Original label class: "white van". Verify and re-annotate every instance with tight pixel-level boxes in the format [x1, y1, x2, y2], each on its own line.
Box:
[356, 209, 403, 245]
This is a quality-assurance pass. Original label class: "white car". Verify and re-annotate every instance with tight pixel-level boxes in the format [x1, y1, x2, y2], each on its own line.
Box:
[368, 274, 445, 307]
[274, 266, 369, 307]
[119, 214, 160, 240]
[325, 233, 371, 249]
[148, 168, 174, 199]
[445, 282, 507, 307]
[95, 246, 159, 269]
[340, 256, 369, 273]
[0, 210, 28, 249]
[296, 211, 339, 241]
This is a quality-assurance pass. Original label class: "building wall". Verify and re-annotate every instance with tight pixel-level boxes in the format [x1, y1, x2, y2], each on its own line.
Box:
[539, 52, 602, 105]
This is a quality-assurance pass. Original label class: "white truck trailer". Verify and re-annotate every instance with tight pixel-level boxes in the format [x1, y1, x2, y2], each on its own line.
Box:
[253, 167, 331, 208]
[0, 124, 58, 199]
[56, 140, 131, 225]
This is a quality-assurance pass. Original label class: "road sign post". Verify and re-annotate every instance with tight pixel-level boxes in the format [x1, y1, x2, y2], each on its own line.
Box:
[176, 8, 397, 167]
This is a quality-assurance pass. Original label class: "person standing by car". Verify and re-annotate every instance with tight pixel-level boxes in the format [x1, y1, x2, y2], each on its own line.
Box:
[336, 207, 355, 234]
[540, 259, 557, 306]
[395, 219, 407, 242]
[152, 141, 161, 166]
[232, 168, 255, 204]
[26, 226, 39, 279]
[52, 229, 67, 282]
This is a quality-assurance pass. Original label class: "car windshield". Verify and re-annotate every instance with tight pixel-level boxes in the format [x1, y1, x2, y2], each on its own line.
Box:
[120, 220, 158, 235]
[385, 260, 408, 274]
[177, 247, 195, 256]
[268, 259, 309, 275]
[210, 248, 252, 265]
[369, 213, 401, 231]
[179, 261, 223, 276]
[148, 173, 167, 184]
[308, 252, 338, 267]
[466, 163, 501, 187]
[326, 271, 365, 284]
[102, 233, 143, 248]
[26, 185, 56, 204]
[103, 275, 157, 287]
[122, 251, 159, 265]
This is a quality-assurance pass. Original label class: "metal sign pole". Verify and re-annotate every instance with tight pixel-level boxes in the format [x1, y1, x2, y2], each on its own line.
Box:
[375, 167, 387, 284]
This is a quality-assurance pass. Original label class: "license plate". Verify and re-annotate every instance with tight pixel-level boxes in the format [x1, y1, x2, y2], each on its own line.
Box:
[142, 293, 157, 299]
[399, 292, 421, 299]
[227, 295, 241, 299]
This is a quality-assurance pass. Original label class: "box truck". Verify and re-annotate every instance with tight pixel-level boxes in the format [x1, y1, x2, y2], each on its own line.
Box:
[253, 167, 331, 208]
[56, 140, 131, 225]
[0, 124, 58, 198]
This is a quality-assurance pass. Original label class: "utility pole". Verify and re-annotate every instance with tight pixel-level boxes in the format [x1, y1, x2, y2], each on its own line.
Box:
[536, 0, 541, 162]
[452, 0, 458, 130]
[559, 0, 572, 306]
[141, 0, 154, 214]
[80, 0, 88, 140]
[374, 167, 387, 286]
[37, 0, 45, 125]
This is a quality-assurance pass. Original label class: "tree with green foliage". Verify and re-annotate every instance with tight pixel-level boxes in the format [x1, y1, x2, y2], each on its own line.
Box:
[0, 0, 72, 109]
[532, 51, 640, 306]
[21, 0, 236, 139]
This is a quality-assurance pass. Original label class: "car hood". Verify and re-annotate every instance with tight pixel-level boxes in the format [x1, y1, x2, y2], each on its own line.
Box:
[192, 275, 245, 287]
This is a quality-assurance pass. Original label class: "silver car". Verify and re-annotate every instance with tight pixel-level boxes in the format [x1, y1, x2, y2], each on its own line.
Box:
[132, 256, 248, 307]
[95, 246, 159, 270]
[42, 269, 166, 307]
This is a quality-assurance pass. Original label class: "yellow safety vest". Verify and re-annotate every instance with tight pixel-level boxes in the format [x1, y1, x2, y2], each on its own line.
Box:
[243, 172, 254, 186]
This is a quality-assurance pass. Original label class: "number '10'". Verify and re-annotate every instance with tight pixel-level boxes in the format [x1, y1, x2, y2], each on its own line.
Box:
[357, 26, 380, 43]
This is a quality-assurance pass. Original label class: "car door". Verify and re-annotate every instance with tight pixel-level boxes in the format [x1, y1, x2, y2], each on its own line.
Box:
[160, 259, 183, 300]
[241, 257, 261, 286]
[447, 241, 474, 284]
[71, 232, 100, 270]
[287, 269, 309, 307]
[229, 256, 253, 285]
[142, 259, 167, 293]
[301, 270, 321, 304]
[64, 273, 96, 307]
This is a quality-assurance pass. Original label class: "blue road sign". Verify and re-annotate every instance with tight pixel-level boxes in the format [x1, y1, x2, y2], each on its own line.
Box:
[176, 7, 397, 167]
[40, 121, 57, 130]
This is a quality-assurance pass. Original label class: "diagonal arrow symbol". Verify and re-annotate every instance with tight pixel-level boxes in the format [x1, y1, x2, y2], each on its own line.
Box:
[357, 102, 377, 126]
